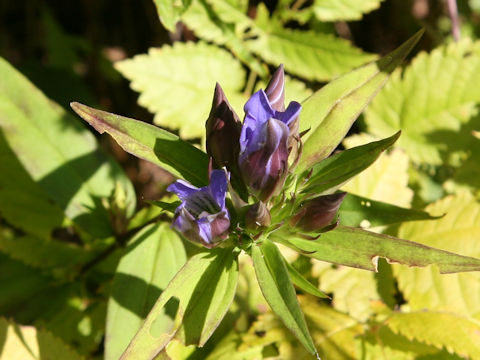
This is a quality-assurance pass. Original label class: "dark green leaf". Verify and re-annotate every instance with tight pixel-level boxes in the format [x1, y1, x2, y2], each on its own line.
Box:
[339, 193, 441, 227]
[274, 225, 480, 274]
[70, 102, 209, 187]
[285, 260, 330, 299]
[301, 132, 400, 195]
[252, 239, 317, 355]
[297, 30, 424, 173]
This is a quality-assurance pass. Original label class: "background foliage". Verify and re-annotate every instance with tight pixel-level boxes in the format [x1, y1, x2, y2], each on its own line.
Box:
[1, 0, 480, 359]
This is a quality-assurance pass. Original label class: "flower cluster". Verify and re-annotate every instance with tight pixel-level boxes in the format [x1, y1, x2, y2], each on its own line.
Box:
[167, 65, 345, 247]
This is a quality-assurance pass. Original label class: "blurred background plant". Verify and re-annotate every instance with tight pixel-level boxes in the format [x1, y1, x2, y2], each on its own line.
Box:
[1, 0, 480, 359]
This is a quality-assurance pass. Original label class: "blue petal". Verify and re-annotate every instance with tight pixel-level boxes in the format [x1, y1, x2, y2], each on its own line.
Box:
[197, 217, 213, 244]
[243, 90, 275, 125]
[209, 169, 228, 210]
[167, 180, 199, 201]
[275, 101, 301, 126]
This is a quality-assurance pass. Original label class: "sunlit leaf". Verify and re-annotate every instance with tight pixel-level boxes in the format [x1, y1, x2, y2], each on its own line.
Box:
[386, 311, 480, 359]
[252, 239, 317, 355]
[121, 248, 238, 359]
[115, 41, 245, 139]
[364, 39, 480, 164]
[70, 102, 209, 187]
[341, 133, 413, 208]
[300, 132, 400, 195]
[246, 4, 375, 82]
[0, 318, 83, 360]
[312, 0, 385, 21]
[393, 192, 480, 318]
[105, 223, 186, 360]
[153, 0, 192, 32]
[0, 58, 136, 238]
[274, 225, 480, 273]
[285, 260, 329, 299]
[297, 30, 423, 173]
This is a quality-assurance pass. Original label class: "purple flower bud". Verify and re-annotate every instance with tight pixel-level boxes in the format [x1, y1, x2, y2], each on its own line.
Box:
[265, 65, 285, 112]
[245, 201, 271, 229]
[239, 89, 301, 201]
[167, 169, 230, 248]
[206, 83, 242, 170]
[290, 193, 347, 232]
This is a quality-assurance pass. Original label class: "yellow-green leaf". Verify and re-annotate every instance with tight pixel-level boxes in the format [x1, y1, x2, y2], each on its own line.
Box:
[313, 0, 385, 21]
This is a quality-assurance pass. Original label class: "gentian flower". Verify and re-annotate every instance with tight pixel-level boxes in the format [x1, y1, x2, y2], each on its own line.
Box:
[167, 169, 230, 248]
[239, 68, 302, 201]
[290, 193, 347, 232]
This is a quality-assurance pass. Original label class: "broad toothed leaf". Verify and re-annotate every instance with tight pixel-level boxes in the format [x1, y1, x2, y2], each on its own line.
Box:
[297, 30, 423, 173]
[312, 0, 385, 21]
[71, 102, 209, 187]
[153, 0, 192, 32]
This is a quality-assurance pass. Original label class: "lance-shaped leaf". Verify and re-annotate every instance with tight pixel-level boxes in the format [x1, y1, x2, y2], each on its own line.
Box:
[297, 30, 423, 174]
[252, 239, 317, 355]
[273, 225, 480, 274]
[71, 102, 209, 187]
[105, 223, 186, 360]
[120, 248, 238, 360]
[300, 132, 400, 195]
[285, 260, 329, 298]
[338, 193, 440, 228]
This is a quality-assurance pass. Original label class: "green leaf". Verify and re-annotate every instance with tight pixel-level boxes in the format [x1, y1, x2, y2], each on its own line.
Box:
[300, 132, 400, 195]
[297, 30, 423, 173]
[339, 193, 439, 228]
[341, 133, 413, 208]
[274, 225, 480, 273]
[153, 0, 192, 32]
[115, 41, 246, 139]
[393, 192, 480, 317]
[313, 0, 385, 21]
[205, 0, 249, 24]
[364, 39, 480, 164]
[105, 223, 187, 360]
[0, 57, 136, 238]
[121, 248, 238, 359]
[0, 318, 83, 360]
[386, 311, 480, 359]
[285, 260, 329, 298]
[246, 4, 375, 81]
[251, 239, 317, 355]
[0, 233, 107, 270]
[70, 102, 209, 187]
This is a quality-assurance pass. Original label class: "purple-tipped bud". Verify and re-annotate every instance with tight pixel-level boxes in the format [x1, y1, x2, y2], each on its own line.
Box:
[167, 170, 231, 248]
[290, 193, 347, 232]
[206, 83, 242, 170]
[245, 201, 271, 229]
[265, 65, 285, 112]
[239, 89, 301, 201]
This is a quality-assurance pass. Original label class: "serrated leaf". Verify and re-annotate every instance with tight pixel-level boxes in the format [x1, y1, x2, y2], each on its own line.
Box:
[0, 57, 136, 238]
[364, 39, 480, 164]
[239, 296, 363, 359]
[313, 0, 385, 21]
[205, 0, 249, 24]
[0, 318, 83, 360]
[274, 225, 480, 273]
[115, 41, 246, 139]
[312, 262, 381, 321]
[251, 239, 317, 355]
[300, 132, 400, 195]
[341, 133, 413, 208]
[70, 102, 209, 187]
[105, 223, 187, 360]
[153, 0, 192, 32]
[386, 311, 480, 359]
[296, 30, 423, 173]
[393, 192, 480, 318]
[246, 4, 375, 82]
[339, 193, 438, 228]
[121, 248, 238, 359]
